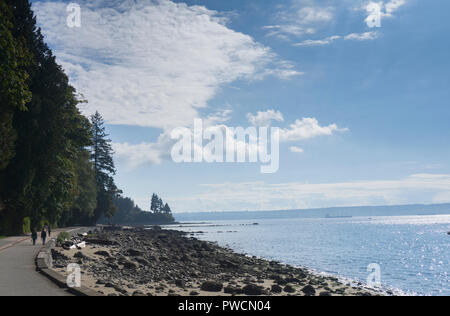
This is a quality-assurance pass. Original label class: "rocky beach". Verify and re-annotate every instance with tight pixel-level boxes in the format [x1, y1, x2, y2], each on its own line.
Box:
[51, 227, 384, 296]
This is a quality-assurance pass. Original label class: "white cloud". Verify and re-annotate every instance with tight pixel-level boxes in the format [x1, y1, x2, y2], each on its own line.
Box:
[114, 113, 346, 169]
[264, 5, 334, 40]
[385, 0, 407, 16]
[247, 110, 284, 127]
[169, 174, 450, 212]
[263, 25, 316, 39]
[344, 31, 379, 41]
[296, 6, 335, 24]
[289, 146, 304, 153]
[364, 0, 408, 23]
[33, 0, 300, 130]
[294, 35, 341, 47]
[279, 117, 348, 142]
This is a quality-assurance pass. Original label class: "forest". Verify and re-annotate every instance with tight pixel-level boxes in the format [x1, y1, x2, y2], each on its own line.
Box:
[0, 0, 174, 235]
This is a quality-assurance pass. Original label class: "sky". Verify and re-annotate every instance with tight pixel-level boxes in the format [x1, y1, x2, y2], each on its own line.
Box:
[31, 0, 450, 212]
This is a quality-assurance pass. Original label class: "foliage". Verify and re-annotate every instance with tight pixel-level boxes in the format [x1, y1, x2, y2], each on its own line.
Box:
[101, 194, 175, 225]
[56, 231, 71, 245]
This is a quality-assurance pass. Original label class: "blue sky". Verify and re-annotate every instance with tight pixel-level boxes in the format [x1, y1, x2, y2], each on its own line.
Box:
[32, 0, 450, 212]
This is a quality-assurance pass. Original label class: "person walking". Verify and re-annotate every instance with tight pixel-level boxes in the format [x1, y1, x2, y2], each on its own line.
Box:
[47, 224, 51, 237]
[41, 228, 47, 245]
[31, 229, 38, 246]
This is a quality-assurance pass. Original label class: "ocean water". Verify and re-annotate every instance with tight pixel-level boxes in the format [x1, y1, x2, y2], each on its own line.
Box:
[169, 215, 450, 296]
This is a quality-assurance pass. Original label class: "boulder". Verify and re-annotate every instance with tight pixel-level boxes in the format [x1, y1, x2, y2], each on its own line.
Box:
[94, 250, 110, 257]
[283, 285, 296, 293]
[224, 286, 237, 294]
[200, 281, 223, 292]
[301, 285, 316, 296]
[271, 284, 283, 293]
[243, 284, 265, 296]
[125, 248, 143, 257]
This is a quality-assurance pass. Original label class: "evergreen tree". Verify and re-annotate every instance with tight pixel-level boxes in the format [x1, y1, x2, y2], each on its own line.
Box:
[151, 193, 159, 214]
[162, 203, 171, 214]
[0, 0, 95, 233]
[0, 1, 31, 170]
[91, 111, 121, 222]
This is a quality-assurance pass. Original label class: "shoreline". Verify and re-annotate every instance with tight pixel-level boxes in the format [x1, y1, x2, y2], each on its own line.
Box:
[52, 226, 386, 296]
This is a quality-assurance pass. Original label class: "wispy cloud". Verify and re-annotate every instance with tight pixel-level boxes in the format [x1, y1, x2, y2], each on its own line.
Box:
[294, 35, 341, 47]
[289, 146, 304, 153]
[168, 174, 450, 212]
[264, 4, 335, 40]
[344, 31, 379, 41]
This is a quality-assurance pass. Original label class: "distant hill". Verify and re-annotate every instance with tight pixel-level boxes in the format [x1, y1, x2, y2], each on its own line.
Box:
[174, 203, 450, 222]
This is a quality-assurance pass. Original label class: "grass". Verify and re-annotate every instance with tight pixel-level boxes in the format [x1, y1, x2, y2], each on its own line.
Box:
[0, 236, 6, 240]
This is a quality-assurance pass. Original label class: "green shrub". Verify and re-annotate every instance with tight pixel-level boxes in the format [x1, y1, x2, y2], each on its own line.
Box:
[56, 232, 71, 245]
[22, 217, 31, 234]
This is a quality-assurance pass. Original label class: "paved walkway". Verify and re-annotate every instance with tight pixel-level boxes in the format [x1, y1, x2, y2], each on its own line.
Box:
[0, 228, 87, 296]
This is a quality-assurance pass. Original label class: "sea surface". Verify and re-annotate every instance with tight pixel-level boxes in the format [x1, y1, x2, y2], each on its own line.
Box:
[168, 214, 450, 296]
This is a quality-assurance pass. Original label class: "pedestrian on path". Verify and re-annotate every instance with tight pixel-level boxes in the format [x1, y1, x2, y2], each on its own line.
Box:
[47, 224, 51, 237]
[41, 228, 47, 245]
[31, 229, 38, 246]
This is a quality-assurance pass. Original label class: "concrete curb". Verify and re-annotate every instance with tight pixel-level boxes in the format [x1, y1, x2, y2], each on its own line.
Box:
[34, 231, 103, 297]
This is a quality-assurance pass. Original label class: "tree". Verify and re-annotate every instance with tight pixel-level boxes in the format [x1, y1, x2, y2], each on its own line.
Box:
[162, 203, 171, 214]
[0, 0, 95, 234]
[0, 1, 31, 171]
[150, 193, 160, 214]
[91, 112, 121, 222]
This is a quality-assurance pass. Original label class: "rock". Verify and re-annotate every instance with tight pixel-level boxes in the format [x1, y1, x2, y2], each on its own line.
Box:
[201, 281, 223, 292]
[189, 291, 199, 296]
[132, 290, 145, 296]
[175, 280, 186, 288]
[319, 291, 332, 296]
[94, 250, 110, 257]
[243, 284, 265, 296]
[283, 285, 296, 293]
[271, 284, 283, 293]
[73, 251, 84, 259]
[120, 258, 137, 270]
[113, 285, 128, 295]
[301, 285, 316, 296]
[224, 286, 237, 294]
[271, 275, 287, 285]
[125, 248, 143, 257]
[285, 277, 301, 283]
[134, 257, 149, 266]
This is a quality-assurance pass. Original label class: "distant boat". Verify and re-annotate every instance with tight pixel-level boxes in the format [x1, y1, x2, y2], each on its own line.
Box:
[325, 214, 352, 219]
